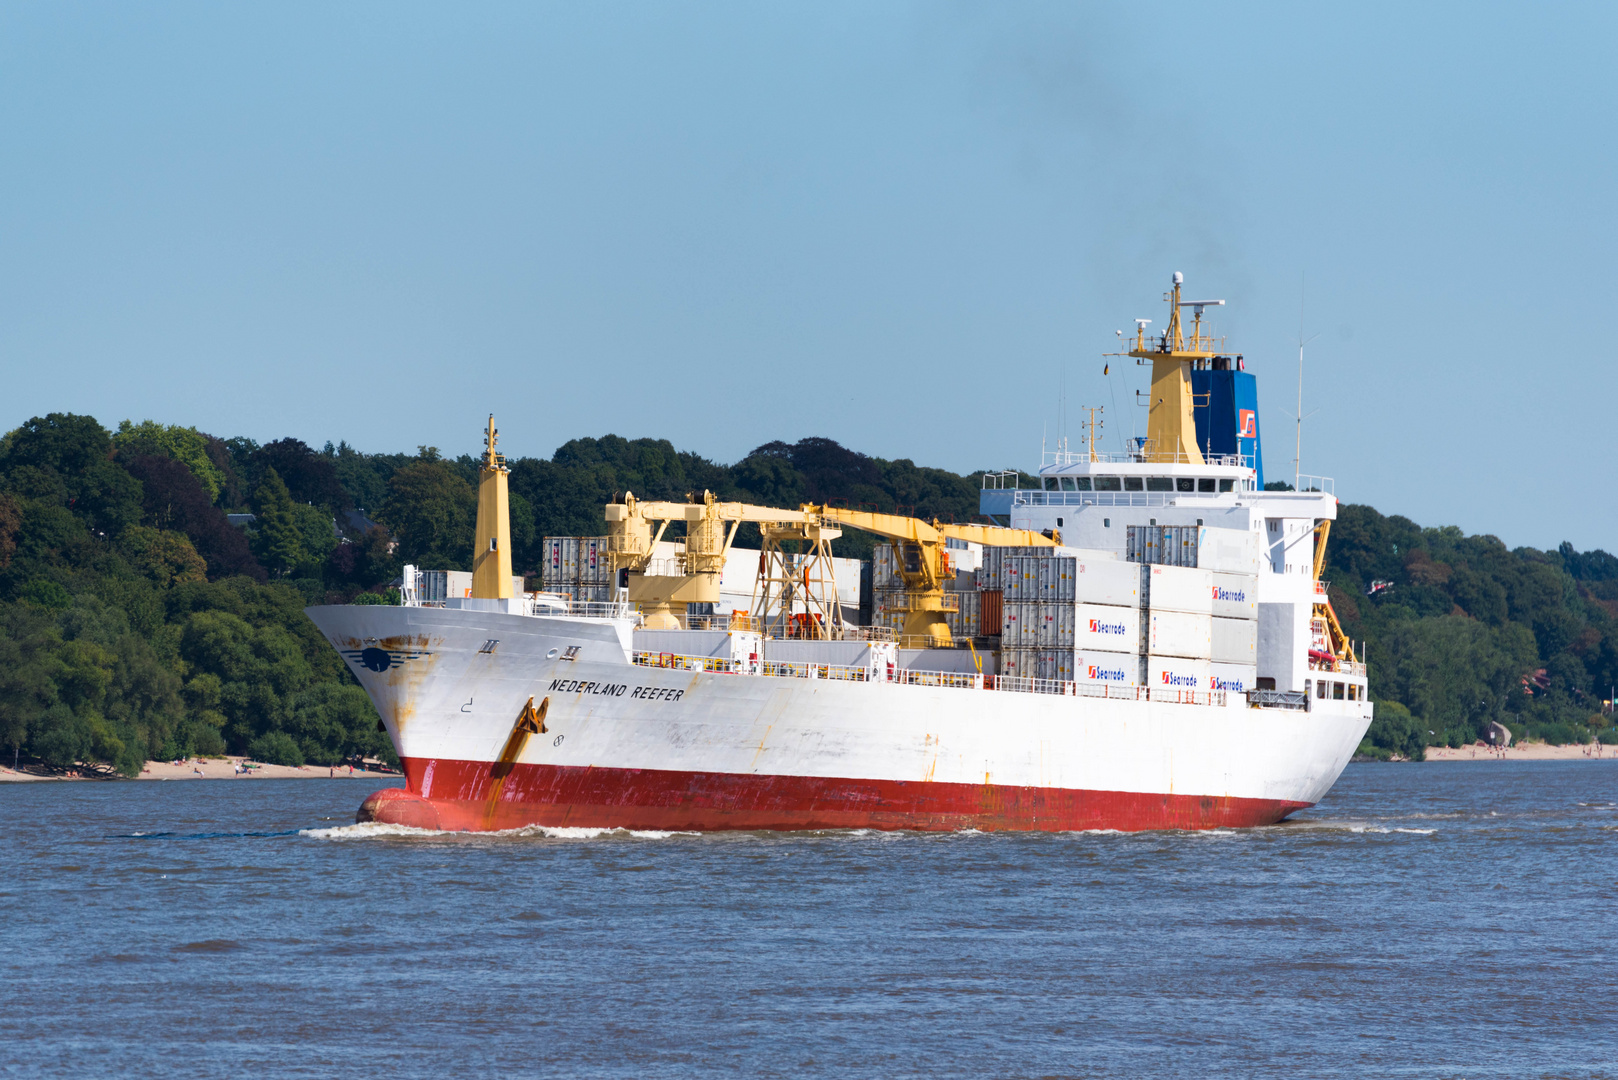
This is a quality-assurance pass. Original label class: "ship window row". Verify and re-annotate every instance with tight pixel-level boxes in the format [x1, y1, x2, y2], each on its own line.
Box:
[1309, 680, 1360, 701]
[1043, 476, 1236, 493]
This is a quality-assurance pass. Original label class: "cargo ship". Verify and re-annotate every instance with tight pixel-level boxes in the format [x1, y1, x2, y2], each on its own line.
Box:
[307, 274, 1372, 832]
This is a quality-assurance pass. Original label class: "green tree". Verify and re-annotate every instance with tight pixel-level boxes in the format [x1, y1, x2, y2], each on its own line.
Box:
[250, 467, 306, 577]
[247, 730, 304, 767]
[289, 502, 337, 576]
[111, 420, 228, 504]
[118, 526, 208, 587]
[379, 461, 476, 569]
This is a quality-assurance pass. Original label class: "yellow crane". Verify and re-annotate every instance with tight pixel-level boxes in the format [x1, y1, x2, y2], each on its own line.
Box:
[805, 507, 1056, 646]
[604, 493, 1059, 642]
[604, 491, 839, 630]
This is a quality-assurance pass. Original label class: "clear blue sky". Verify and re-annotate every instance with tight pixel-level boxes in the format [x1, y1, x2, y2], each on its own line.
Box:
[3, 3, 1613, 550]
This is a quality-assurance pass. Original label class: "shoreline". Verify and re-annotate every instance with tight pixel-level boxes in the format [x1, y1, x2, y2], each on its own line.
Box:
[5, 743, 1614, 782]
[1419, 742, 1617, 762]
[0, 756, 402, 782]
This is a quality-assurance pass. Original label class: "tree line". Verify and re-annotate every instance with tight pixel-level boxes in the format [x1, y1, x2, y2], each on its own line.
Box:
[0, 411, 1611, 772]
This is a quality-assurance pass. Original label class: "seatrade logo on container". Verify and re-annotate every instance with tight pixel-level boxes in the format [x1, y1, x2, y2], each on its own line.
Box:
[1212, 585, 1248, 603]
[1087, 617, 1128, 637]
[1088, 661, 1128, 682]
[1159, 668, 1198, 688]
[1209, 674, 1247, 692]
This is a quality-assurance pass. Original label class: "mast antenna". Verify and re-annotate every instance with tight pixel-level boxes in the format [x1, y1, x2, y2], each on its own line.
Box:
[1292, 275, 1320, 490]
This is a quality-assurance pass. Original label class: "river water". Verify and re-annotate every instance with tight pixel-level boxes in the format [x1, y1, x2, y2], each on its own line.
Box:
[3, 763, 1615, 1078]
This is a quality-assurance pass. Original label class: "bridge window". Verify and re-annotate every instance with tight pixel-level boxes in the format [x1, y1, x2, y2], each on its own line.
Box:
[1334, 682, 1346, 700]
[1198, 478, 1216, 492]
[1219, 479, 1235, 492]
[1095, 477, 1122, 491]
[1124, 477, 1144, 491]
[1073, 477, 1092, 491]
[1044, 477, 1058, 491]
[1146, 477, 1173, 492]
[1176, 478, 1195, 492]
[1059, 477, 1076, 491]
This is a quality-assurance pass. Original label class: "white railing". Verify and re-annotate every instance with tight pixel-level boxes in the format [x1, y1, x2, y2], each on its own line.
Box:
[630, 651, 984, 690]
[683, 613, 758, 632]
[1014, 491, 1174, 508]
[992, 676, 1224, 706]
[981, 470, 1023, 490]
[404, 594, 638, 620]
[633, 651, 745, 674]
[557, 600, 639, 619]
[1308, 658, 1367, 677]
[1152, 688, 1228, 707]
[1013, 488, 1267, 508]
[891, 668, 985, 690]
[1039, 448, 1254, 469]
[995, 675, 1084, 696]
[760, 659, 876, 683]
[1277, 474, 1335, 495]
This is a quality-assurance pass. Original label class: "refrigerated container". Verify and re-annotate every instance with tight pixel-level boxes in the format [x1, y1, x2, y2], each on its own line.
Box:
[1148, 609, 1213, 659]
[1208, 662, 1258, 693]
[1149, 655, 1212, 693]
[1211, 616, 1257, 663]
[1072, 559, 1142, 607]
[1071, 603, 1140, 652]
[1145, 564, 1214, 615]
[1211, 572, 1258, 619]
[1076, 649, 1142, 687]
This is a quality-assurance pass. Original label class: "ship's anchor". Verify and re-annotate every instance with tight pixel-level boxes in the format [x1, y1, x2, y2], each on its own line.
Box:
[491, 696, 549, 780]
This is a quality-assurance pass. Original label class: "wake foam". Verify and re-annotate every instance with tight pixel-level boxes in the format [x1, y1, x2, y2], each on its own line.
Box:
[300, 821, 696, 841]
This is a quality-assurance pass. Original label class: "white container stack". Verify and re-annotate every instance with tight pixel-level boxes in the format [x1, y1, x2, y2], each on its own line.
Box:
[542, 536, 616, 602]
[983, 530, 1259, 694]
[414, 569, 527, 602]
[988, 547, 1143, 684]
[1139, 555, 1256, 694]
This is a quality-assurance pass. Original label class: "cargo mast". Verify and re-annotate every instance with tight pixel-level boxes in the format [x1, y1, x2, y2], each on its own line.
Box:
[1122, 272, 1224, 465]
[471, 414, 513, 599]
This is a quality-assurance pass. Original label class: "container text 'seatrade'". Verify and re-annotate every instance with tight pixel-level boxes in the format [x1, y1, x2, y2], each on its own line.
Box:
[305, 276, 1372, 832]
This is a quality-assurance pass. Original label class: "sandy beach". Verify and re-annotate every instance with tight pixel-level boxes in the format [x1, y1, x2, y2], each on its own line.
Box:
[1421, 742, 1618, 762]
[0, 757, 401, 782]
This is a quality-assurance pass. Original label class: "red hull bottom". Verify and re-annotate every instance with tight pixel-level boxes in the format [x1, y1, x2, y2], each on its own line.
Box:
[357, 758, 1311, 833]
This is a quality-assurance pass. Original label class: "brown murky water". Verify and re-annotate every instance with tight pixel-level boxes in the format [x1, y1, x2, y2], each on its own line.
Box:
[3, 763, 1616, 1078]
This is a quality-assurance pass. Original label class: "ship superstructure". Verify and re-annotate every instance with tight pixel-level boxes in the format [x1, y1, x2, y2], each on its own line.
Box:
[306, 276, 1371, 833]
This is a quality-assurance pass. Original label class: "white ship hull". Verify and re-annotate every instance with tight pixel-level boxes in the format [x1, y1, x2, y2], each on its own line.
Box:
[307, 604, 1372, 832]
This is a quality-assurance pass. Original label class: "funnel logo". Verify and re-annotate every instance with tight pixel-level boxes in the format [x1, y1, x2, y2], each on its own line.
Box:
[1212, 585, 1248, 603]
[1088, 663, 1127, 682]
[1238, 409, 1257, 438]
[1088, 617, 1128, 637]
[1159, 669, 1198, 688]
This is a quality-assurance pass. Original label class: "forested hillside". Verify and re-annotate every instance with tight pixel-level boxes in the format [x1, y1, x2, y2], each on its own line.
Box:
[0, 411, 1611, 773]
